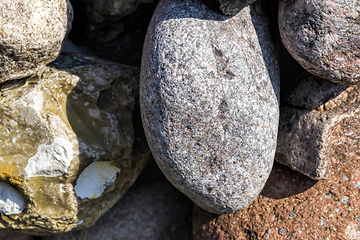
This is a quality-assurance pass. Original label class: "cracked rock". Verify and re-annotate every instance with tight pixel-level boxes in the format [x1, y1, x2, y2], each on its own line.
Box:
[276, 74, 360, 180]
[0, 53, 150, 235]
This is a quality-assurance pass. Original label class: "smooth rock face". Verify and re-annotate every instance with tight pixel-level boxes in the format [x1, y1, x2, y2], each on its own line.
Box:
[0, 183, 26, 215]
[141, 0, 280, 214]
[279, 0, 360, 85]
[201, 0, 257, 15]
[43, 159, 193, 240]
[0, 53, 150, 235]
[69, 0, 159, 65]
[0, 0, 73, 83]
[193, 159, 360, 240]
[276, 74, 360, 180]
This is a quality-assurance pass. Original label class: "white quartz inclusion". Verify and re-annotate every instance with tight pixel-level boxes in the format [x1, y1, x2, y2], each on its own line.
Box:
[0, 182, 26, 215]
[25, 138, 73, 178]
[74, 161, 120, 200]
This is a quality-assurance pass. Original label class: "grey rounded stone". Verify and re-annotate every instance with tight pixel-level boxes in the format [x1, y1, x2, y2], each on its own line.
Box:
[140, 0, 280, 214]
[276, 74, 360, 180]
[279, 0, 360, 85]
[0, 0, 73, 83]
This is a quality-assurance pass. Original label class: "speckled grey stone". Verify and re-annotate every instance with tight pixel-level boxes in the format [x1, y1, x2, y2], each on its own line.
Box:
[279, 0, 360, 85]
[201, 0, 257, 16]
[0, 0, 73, 83]
[140, 0, 280, 214]
[276, 74, 360, 180]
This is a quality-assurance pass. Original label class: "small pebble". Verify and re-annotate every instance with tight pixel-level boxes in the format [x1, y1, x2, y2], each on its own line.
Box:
[342, 196, 349, 204]
[321, 217, 326, 227]
[279, 228, 287, 235]
[343, 175, 350, 181]
[335, 209, 339, 213]
[325, 193, 332, 199]
[355, 182, 360, 188]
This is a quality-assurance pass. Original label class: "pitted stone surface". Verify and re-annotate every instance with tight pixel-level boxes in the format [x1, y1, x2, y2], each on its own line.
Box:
[193, 160, 360, 240]
[201, 0, 257, 16]
[0, 0, 73, 83]
[141, 0, 279, 214]
[276, 75, 360, 180]
[279, 0, 360, 85]
[0, 53, 150, 235]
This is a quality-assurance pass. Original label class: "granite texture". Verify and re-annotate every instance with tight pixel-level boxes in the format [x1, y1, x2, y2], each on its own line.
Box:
[0, 53, 150, 235]
[140, 0, 280, 214]
[201, 0, 257, 16]
[43, 159, 193, 240]
[193, 159, 360, 240]
[276, 74, 360, 180]
[0, 0, 73, 83]
[68, 0, 159, 65]
[279, 0, 360, 85]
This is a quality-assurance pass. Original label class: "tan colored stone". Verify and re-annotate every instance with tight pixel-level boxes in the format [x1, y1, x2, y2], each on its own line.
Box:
[276, 75, 360, 180]
[0, 0, 73, 83]
[0, 53, 150, 235]
[193, 159, 360, 239]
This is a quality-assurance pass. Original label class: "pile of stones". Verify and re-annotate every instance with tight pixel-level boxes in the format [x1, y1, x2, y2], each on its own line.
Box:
[1, 0, 360, 239]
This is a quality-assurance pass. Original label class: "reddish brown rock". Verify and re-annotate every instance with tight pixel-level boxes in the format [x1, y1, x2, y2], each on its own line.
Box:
[279, 0, 360, 85]
[193, 159, 360, 239]
[276, 75, 360, 180]
[0, 231, 33, 240]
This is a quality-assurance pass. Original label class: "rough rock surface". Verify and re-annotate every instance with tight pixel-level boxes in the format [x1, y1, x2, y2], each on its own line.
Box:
[279, 0, 360, 85]
[193, 160, 360, 239]
[0, 231, 33, 240]
[141, 0, 280, 214]
[201, 0, 257, 16]
[0, 0, 73, 83]
[43, 159, 193, 240]
[68, 0, 159, 65]
[0, 53, 150, 235]
[276, 74, 360, 180]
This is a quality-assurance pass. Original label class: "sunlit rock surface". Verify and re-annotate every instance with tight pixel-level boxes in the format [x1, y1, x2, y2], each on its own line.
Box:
[0, 53, 150, 235]
[0, 0, 73, 83]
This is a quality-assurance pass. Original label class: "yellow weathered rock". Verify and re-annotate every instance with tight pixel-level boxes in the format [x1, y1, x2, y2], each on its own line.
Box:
[0, 53, 150, 235]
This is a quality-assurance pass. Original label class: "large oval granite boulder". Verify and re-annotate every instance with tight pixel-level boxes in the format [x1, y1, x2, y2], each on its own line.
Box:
[0, 53, 150, 235]
[140, 0, 280, 214]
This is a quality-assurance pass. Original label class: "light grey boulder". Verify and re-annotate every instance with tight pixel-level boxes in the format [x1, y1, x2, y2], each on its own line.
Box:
[276, 74, 360, 180]
[140, 0, 280, 214]
[0, 0, 73, 83]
